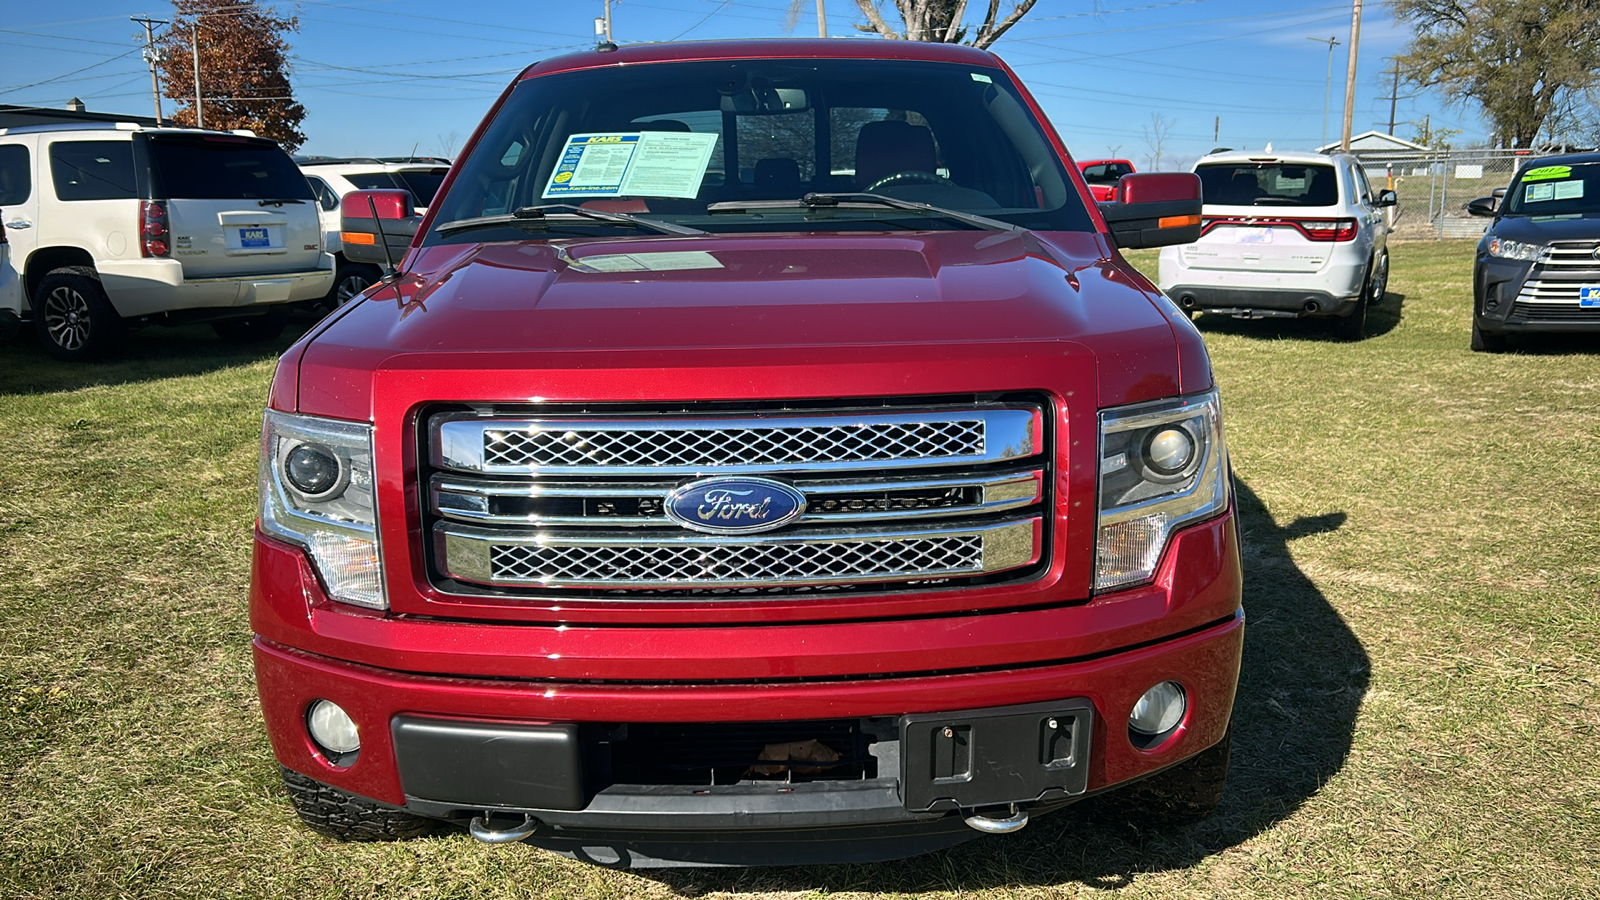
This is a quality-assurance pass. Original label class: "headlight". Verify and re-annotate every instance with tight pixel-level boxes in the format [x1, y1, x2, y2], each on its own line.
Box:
[1488, 237, 1544, 261]
[260, 410, 385, 609]
[1096, 389, 1229, 591]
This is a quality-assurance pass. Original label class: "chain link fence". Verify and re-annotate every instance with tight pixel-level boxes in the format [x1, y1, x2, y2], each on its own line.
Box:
[1347, 148, 1538, 239]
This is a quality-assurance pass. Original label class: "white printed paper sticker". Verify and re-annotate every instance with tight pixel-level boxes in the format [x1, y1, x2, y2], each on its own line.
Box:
[543, 132, 719, 199]
[1554, 180, 1585, 201]
[1525, 182, 1555, 203]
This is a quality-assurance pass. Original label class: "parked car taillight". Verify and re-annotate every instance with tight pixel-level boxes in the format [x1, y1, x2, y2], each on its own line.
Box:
[1200, 216, 1358, 242]
[1298, 218, 1359, 242]
[140, 201, 170, 258]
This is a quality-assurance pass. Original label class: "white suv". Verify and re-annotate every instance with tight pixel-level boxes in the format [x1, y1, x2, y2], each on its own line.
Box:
[1158, 149, 1395, 340]
[0, 122, 333, 359]
[299, 158, 449, 305]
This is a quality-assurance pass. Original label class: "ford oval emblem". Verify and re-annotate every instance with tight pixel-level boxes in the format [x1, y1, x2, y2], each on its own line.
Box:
[663, 476, 807, 535]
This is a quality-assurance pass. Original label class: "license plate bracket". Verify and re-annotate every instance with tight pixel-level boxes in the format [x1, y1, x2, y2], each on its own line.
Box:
[899, 700, 1092, 811]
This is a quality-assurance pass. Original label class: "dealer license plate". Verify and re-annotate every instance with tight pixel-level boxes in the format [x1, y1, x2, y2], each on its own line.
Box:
[1579, 286, 1600, 308]
[1235, 226, 1272, 244]
[239, 227, 271, 249]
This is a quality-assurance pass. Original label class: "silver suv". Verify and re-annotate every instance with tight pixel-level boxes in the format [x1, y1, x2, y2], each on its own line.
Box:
[1158, 149, 1396, 340]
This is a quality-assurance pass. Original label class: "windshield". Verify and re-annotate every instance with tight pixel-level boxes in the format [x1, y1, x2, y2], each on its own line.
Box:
[426, 57, 1092, 242]
[346, 168, 449, 207]
[147, 136, 314, 201]
[1196, 162, 1339, 207]
[1504, 162, 1600, 217]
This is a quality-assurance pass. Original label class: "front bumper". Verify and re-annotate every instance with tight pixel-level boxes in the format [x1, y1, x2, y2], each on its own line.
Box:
[1475, 256, 1600, 335]
[251, 508, 1242, 861]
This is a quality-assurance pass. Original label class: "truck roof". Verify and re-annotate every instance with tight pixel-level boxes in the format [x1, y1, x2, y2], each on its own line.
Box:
[522, 38, 1004, 80]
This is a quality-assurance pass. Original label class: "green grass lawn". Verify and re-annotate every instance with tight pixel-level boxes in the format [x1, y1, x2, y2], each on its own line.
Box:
[1, 241, 1597, 898]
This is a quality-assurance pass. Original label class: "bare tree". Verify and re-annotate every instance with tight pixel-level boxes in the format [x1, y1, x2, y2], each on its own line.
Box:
[435, 131, 460, 159]
[852, 1, 1040, 48]
[1141, 113, 1173, 171]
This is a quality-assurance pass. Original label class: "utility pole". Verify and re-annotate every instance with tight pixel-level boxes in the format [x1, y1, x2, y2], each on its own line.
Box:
[1308, 36, 1340, 151]
[817, 0, 827, 38]
[192, 25, 203, 129]
[131, 15, 168, 124]
[1387, 59, 1398, 135]
[1214, 115, 1220, 145]
[1340, 0, 1363, 152]
[603, 0, 613, 42]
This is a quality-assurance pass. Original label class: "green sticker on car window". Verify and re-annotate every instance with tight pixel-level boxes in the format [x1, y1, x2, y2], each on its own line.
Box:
[1523, 165, 1571, 182]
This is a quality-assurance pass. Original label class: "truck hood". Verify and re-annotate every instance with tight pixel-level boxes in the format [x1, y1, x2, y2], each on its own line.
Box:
[291, 230, 1206, 419]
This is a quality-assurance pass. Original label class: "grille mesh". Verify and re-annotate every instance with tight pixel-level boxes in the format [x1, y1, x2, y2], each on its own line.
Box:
[488, 535, 984, 586]
[483, 420, 985, 469]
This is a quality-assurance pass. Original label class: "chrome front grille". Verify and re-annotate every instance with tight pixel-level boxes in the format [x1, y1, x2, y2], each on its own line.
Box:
[1537, 241, 1600, 268]
[425, 401, 1049, 595]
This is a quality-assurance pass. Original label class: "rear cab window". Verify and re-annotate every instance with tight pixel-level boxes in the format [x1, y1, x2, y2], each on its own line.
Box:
[49, 141, 137, 201]
[145, 135, 313, 200]
[346, 170, 449, 207]
[1197, 162, 1339, 207]
[1080, 162, 1133, 186]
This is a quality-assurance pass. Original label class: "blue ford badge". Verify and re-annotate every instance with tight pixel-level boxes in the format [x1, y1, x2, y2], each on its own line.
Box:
[664, 476, 807, 535]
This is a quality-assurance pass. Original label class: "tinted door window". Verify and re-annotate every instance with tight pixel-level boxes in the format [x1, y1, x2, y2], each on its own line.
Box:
[0, 145, 30, 205]
[1197, 163, 1339, 207]
[305, 175, 339, 210]
[50, 141, 137, 201]
[147, 137, 313, 200]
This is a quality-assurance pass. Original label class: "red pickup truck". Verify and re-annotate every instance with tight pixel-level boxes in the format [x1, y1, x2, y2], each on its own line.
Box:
[252, 39, 1241, 867]
[1078, 159, 1138, 202]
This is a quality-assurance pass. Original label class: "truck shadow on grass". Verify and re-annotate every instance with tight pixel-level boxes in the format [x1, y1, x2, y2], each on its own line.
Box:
[649, 479, 1368, 896]
[1194, 290, 1407, 342]
[0, 322, 313, 396]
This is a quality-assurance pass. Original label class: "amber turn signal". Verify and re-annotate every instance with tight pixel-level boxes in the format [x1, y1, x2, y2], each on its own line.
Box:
[1158, 214, 1201, 229]
[340, 231, 377, 245]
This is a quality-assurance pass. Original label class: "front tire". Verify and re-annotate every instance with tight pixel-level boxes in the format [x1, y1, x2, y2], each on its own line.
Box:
[1470, 319, 1507, 353]
[280, 767, 436, 841]
[33, 267, 124, 360]
[1093, 730, 1230, 829]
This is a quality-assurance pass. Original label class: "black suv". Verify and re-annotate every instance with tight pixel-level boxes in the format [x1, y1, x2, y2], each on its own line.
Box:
[1468, 152, 1600, 352]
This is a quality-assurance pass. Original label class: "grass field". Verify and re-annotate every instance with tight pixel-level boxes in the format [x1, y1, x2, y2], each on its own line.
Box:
[1, 240, 1597, 899]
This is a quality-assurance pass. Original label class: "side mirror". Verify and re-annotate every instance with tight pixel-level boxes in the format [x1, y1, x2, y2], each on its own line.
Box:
[1492, 187, 1507, 200]
[340, 189, 419, 267]
[1375, 189, 1398, 208]
[1099, 172, 1203, 249]
[1466, 196, 1499, 218]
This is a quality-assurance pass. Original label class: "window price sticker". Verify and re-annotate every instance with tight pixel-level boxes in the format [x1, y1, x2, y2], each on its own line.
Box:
[543, 132, 719, 199]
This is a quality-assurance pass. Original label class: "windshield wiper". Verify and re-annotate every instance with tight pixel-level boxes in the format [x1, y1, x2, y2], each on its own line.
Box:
[435, 204, 704, 236]
[706, 192, 1022, 232]
[258, 198, 307, 206]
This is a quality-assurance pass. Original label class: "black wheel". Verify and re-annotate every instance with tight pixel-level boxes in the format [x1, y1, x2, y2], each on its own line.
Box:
[330, 262, 381, 307]
[1470, 319, 1508, 353]
[280, 767, 436, 841]
[1367, 249, 1389, 305]
[212, 314, 287, 343]
[32, 267, 124, 360]
[1092, 730, 1230, 829]
[1330, 259, 1376, 341]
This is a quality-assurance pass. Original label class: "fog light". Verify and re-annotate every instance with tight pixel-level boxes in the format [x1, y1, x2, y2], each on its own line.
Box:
[307, 699, 361, 755]
[1129, 681, 1186, 737]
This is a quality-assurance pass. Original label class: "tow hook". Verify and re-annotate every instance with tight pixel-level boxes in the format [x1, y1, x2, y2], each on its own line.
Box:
[468, 813, 539, 844]
[963, 804, 1030, 834]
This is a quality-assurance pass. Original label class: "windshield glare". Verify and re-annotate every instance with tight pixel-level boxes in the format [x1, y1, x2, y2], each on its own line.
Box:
[426, 58, 1092, 240]
[1506, 162, 1600, 216]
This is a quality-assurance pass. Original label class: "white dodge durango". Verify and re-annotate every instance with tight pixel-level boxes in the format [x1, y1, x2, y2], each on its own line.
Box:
[1158, 149, 1395, 340]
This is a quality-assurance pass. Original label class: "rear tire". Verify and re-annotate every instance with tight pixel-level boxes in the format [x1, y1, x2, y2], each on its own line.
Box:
[330, 261, 381, 307]
[33, 267, 124, 360]
[280, 767, 436, 841]
[212, 314, 286, 343]
[1470, 320, 1508, 353]
[1093, 730, 1230, 829]
[1330, 258, 1376, 341]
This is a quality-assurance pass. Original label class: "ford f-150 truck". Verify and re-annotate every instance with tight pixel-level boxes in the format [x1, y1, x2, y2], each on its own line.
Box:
[252, 39, 1242, 867]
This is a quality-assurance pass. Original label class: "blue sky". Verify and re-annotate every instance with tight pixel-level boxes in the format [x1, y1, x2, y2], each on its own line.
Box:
[1, 0, 1483, 165]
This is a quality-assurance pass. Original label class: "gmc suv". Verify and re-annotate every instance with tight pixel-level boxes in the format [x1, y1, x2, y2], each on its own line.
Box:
[252, 39, 1243, 867]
